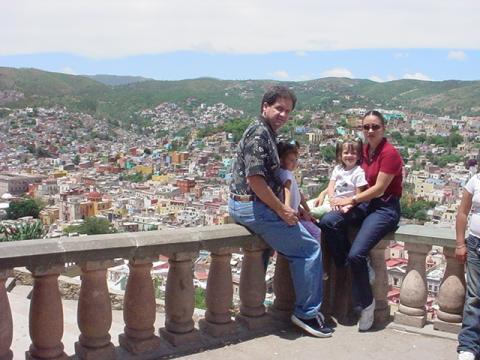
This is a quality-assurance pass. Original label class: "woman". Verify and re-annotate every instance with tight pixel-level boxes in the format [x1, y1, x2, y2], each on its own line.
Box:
[455, 173, 480, 360]
[319, 110, 403, 331]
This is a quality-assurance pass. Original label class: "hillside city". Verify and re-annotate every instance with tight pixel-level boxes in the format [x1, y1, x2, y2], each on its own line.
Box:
[1, 94, 478, 312]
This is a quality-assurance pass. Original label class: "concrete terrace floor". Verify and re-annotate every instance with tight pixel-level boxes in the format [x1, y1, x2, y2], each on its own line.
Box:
[9, 285, 458, 360]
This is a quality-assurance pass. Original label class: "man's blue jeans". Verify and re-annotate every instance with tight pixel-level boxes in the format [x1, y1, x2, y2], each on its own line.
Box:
[458, 234, 480, 356]
[319, 197, 400, 309]
[228, 198, 323, 320]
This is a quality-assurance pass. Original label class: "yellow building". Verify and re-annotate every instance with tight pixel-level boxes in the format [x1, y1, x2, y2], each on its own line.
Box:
[53, 170, 68, 178]
[39, 207, 60, 225]
[134, 165, 153, 175]
[151, 173, 175, 184]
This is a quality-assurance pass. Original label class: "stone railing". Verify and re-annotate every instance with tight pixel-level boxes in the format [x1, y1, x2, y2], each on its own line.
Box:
[392, 224, 465, 333]
[0, 223, 465, 359]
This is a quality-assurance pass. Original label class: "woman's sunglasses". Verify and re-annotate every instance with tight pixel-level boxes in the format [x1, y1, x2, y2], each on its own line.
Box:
[362, 124, 382, 131]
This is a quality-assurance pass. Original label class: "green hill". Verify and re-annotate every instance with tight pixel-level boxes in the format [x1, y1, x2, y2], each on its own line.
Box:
[86, 74, 152, 86]
[1, 67, 479, 121]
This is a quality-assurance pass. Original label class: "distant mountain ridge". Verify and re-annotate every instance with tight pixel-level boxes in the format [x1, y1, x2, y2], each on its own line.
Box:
[86, 74, 152, 86]
[0, 67, 479, 121]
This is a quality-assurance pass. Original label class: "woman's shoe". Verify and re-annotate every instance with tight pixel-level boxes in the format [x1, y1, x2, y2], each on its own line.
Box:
[358, 299, 376, 331]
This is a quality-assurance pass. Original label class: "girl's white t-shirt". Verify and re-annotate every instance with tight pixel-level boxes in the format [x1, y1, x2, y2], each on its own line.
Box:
[330, 164, 368, 198]
[464, 174, 480, 238]
[277, 168, 301, 210]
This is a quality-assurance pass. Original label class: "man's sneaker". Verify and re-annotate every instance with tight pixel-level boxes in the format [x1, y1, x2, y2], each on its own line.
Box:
[458, 351, 476, 360]
[291, 313, 333, 338]
[358, 299, 376, 331]
[366, 256, 375, 286]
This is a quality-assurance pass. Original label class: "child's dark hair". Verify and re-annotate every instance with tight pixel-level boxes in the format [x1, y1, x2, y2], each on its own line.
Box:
[335, 138, 363, 167]
[277, 140, 300, 159]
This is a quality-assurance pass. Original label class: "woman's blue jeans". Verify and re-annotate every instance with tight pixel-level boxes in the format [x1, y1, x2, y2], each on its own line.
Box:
[319, 197, 400, 309]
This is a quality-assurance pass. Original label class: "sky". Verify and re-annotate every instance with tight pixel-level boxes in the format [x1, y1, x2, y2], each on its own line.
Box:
[1, 0, 480, 82]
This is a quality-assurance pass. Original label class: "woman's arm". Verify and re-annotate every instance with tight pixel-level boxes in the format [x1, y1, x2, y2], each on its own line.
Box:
[356, 185, 368, 195]
[455, 190, 472, 263]
[332, 171, 394, 207]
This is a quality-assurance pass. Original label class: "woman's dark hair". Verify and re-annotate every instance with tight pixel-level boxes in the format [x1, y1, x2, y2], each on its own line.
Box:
[335, 138, 363, 167]
[277, 140, 300, 159]
[363, 110, 386, 126]
[261, 85, 297, 113]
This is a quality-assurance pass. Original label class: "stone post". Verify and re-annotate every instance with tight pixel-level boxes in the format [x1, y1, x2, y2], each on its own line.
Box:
[434, 247, 466, 333]
[160, 252, 200, 346]
[371, 240, 390, 327]
[236, 242, 271, 330]
[199, 248, 238, 337]
[269, 254, 295, 321]
[119, 257, 161, 354]
[0, 269, 13, 360]
[394, 243, 431, 328]
[26, 265, 68, 360]
[75, 260, 115, 360]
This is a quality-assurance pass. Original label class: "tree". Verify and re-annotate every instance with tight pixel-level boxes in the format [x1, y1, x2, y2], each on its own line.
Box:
[64, 217, 115, 235]
[194, 287, 207, 310]
[6, 198, 42, 220]
[72, 154, 81, 165]
[0, 221, 44, 242]
[320, 145, 336, 163]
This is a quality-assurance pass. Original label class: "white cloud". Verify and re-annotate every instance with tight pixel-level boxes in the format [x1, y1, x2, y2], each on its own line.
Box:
[270, 70, 289, 79]
[321, 67, 353, 78]
[447, 50, 467, 61]
[403, 72, 432, 81]
[59, 66, 76, 75]
[386, 75, 398, 81]
[1, 1, 480, 58]
[369, 75, 384, 82]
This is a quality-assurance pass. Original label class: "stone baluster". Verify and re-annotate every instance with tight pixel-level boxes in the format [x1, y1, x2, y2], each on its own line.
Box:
[270, 254, 295, 321]
[199, 248, 237, 337]
[394, 243, 431, 328]
[26, 265, 68, 360]
[236, 242, 271, 330]
[0, 269, 13, 360]
[160, 252, 200, 346]
[75, 260, 115, 360]
[434, 247, 466, 333]
[371, 240, 390, 327]
[119, 257, 161, 354]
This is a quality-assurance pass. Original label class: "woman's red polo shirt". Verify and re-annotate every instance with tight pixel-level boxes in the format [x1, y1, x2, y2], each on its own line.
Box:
[362, 138, 403, 198]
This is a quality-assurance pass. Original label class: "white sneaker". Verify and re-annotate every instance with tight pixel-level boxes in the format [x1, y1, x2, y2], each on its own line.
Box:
[358, 299, 376, 331]
[458, 351, 476, 360]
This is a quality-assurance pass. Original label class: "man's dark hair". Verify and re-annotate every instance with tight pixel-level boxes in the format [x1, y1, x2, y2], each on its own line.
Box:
[261, 85, 297, 113]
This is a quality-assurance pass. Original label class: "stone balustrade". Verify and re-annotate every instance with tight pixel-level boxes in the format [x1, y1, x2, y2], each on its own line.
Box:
[0, 223, 466, 359]
[393, 225, 465, 333]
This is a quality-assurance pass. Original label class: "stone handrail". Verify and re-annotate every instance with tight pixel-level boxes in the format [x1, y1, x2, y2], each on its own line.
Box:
[392, 225, 465, 333]
[0, 223, 466, 360]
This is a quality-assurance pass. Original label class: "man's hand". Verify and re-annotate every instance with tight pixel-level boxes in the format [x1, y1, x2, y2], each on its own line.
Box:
[277, 205, 299, 226]
[456, 244, 467, 263]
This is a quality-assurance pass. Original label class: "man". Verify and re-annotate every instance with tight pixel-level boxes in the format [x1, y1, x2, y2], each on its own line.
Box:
[228, 86, 332, 337]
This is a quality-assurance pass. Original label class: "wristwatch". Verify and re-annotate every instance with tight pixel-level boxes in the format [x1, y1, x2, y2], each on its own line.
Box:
[352, 195, 358, 205]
